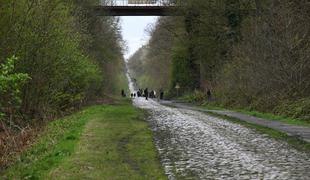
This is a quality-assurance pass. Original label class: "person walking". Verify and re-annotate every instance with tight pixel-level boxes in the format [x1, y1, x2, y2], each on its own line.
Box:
[150, 90, 154, 98]
[160, 88, 164, 100]
[144, 88, 149, 100]
[137, 90, 140, 97]
[207, 89, 212, 101]
[121, 89, 126, 97]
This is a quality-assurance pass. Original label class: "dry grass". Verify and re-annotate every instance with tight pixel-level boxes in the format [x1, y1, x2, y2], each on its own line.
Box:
[0, 123, 43, 171]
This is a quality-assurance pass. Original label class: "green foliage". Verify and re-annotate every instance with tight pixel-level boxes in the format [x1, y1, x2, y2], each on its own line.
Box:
[0, 0, 125, 122]
[129, 0, 309, 121]
[214, 1, 310, 118]
[128, 17, 181, 91]
[274, 99, 310, 121]
[177, 93, 204, 104]
[170, 44, 194, 92]
[0, 56, 29, 120]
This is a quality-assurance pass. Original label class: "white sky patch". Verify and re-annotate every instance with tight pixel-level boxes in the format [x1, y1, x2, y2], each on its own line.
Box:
[121, 16, 158, 60]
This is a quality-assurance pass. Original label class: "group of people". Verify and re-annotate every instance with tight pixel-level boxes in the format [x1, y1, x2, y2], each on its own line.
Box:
[122, 88, 212, 101]
[121, 88, 164, 101]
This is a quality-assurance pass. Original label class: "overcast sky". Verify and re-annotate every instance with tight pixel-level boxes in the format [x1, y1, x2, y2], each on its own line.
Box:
[121, 17, 158, 60]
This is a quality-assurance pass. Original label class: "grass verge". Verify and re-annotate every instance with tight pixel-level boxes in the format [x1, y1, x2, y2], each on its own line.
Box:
[1, 99, 166, 180]
[1, 106, 96, 179]
[198, 103, 310, 128]
[176, 94, 310, 127]
[234, 109, 310, 128]
[206, 111, 310, 153]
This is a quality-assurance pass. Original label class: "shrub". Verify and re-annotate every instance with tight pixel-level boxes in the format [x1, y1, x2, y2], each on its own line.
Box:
[274, 98, 310, 121]
[0, 56, 30, 121]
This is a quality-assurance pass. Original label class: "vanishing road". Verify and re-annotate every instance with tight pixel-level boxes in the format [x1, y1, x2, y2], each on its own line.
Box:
[126, 72, 310, 179]
[133, 98, 310, 180]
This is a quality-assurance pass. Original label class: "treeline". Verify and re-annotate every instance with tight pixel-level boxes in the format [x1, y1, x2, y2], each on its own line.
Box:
[128, 17, 181, 91]
[0, 0, 126, 126]
[128, 0, 310, 120]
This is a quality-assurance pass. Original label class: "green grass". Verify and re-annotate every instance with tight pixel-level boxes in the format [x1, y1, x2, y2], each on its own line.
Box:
[198, 103, 310, 128]
[1, 107, 96, 179]
[235, 109, 310, 128]
[206, 112, 310, 153]
[1, 100, 166, 180]
[177, 94, 310, 128]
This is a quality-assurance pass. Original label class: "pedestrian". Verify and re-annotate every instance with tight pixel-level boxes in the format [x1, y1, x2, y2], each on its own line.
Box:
[137, 90, 140, 97]
[144, 88, 149, 100]
[160, 89, 164, 100]
[131, 93, 133, 98]
[121, 89, 126, 97]
[207, 89, 212, 101]
[150, 91, 154, 98]
[134, 93, 136, 98]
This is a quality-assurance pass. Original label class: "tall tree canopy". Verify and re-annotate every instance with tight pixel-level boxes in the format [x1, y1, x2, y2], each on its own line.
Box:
[0, 0, 127, 124]
[128, 0, 310, 119]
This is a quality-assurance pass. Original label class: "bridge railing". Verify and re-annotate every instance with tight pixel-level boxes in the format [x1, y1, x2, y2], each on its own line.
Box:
[99, 0, 182, 6]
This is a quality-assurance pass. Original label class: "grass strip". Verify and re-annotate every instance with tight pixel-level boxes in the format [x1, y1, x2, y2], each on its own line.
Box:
[197, 103, 310, 128]
[2, 100, 166, 180]
[177, 95, 310, 127]
[1, 106, 102, 179]
[206, 111, 310, 153]
[234, 109, 310, 128]
[47, 100, 166, 180]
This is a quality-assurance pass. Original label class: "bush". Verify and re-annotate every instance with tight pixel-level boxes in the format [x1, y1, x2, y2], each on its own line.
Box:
[274, 99, 310, 121]
[0, 56, 30, 121]
[179, 91, 207, 103]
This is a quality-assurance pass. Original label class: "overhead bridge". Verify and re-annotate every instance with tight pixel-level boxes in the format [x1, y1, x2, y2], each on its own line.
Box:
[96, 0, 182, 16]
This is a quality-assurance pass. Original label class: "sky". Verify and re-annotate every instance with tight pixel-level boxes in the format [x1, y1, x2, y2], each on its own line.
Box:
[121, 17, 158, 60]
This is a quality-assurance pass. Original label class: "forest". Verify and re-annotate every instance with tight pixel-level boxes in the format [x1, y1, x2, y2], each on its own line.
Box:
[0, 0, 127, 168]
[128, 0, 310, 121]
[1, 0, 309, 178]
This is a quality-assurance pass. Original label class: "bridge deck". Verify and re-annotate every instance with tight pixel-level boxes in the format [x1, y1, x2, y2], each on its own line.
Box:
[94, 5, 179, 16]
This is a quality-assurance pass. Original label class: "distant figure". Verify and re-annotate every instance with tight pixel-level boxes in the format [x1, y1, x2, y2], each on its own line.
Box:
[150, 91, 154, 98]
[134, 93, 136, 98]
[131, 93, 133, 98]
[207, 89, 212, 101]
[121, 89, 126, 97]
[144, 88, 149, 100]
[140, 89, 143, 96]
[137, 90, 140, 97]
[160, 89, 164, 100]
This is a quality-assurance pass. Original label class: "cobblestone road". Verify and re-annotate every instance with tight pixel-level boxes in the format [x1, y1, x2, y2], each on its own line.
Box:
[134, 98, 310, 180]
